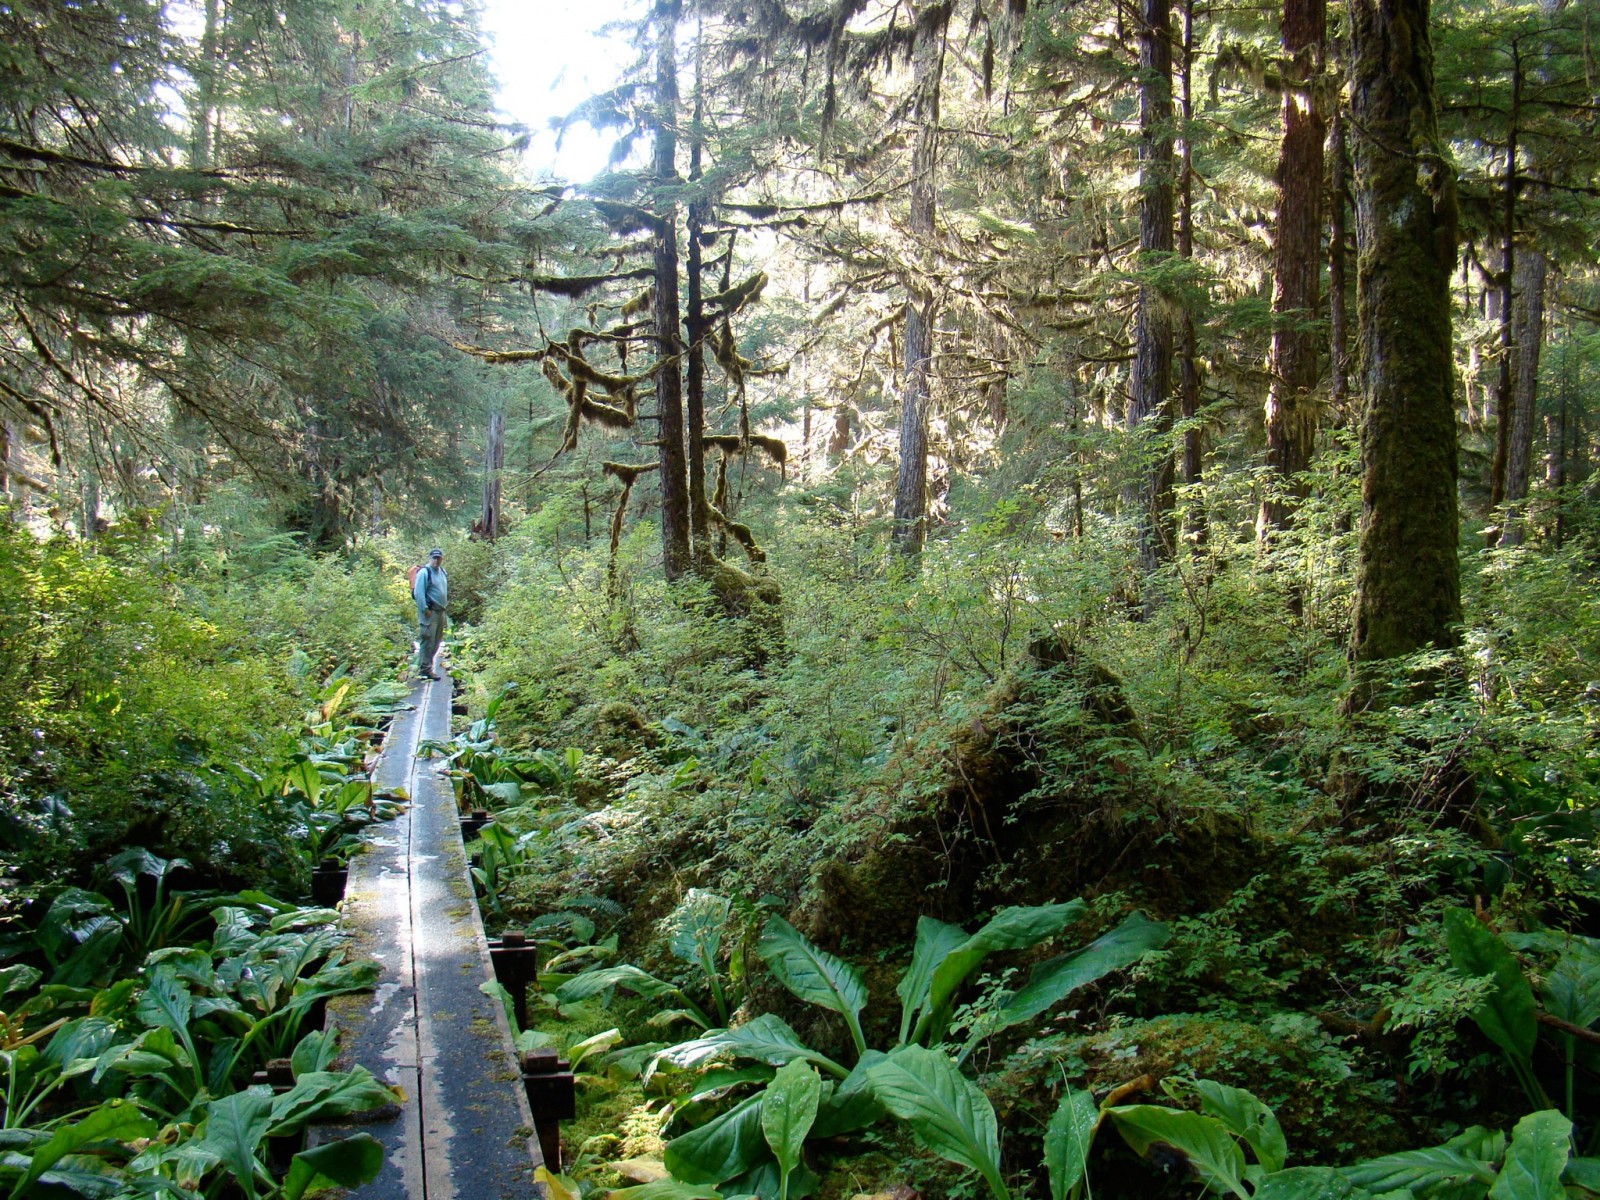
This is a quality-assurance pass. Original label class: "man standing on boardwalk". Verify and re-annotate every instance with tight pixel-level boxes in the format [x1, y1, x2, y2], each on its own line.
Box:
[413, 547, 449, 680]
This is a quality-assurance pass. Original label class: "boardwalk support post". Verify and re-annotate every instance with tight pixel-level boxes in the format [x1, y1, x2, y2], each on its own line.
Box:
[521, 1048, 575, 1171]
[311, 857, 348, 907]
[489, 929, 539, 1030]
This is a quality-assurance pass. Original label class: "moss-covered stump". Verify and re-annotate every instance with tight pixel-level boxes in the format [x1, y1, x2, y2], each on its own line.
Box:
[797, 641, 1259, 952]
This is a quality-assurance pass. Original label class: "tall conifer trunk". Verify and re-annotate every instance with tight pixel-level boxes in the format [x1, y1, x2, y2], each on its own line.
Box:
[1499, 249, 1546, 547]
[481, 409, 504, 541]
[686, 25, 710, 568]
[1488, 48, 1523, 511]
[1260, 0, 1326, 536]
[1348, 0, 1461, 671]
[891, 3, 948, 558]
[652, 0, 691, 581]
[1178, 0, 1204, 526]
[1328, 104, 1350, 417]
[1128, 0, 1176, 570]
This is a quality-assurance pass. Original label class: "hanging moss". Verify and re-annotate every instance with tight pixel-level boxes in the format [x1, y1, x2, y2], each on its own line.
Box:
[526, 267, 653, 297]
[704, 270, 769, 314]
[708, 504, 766, 564]
[601, 460, 660, 486]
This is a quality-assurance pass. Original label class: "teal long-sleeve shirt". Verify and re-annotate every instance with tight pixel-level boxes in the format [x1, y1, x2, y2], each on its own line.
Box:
[413, 564, 448, 615]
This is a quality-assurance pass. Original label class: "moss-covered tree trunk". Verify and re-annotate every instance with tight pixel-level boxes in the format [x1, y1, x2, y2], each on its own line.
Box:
[652, 0, 691, 582]
[1178, 0, 1205, 527]
[1328, 103, 1350, 417]
[891, 3, 948, 558]
[1128, 0, 1176, 570]
[1259, 0, 1326, 536]
[1348, 0, 1461, 671]
[1487, 48, 1523, 512]
[685, 31, 711, 569]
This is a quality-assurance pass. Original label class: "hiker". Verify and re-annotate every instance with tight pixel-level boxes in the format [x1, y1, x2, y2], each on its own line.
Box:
[413, 547, 449, 680]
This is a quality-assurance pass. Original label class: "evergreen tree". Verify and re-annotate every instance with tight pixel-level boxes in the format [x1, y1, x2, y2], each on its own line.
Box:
[1347, 0, 1461, 672]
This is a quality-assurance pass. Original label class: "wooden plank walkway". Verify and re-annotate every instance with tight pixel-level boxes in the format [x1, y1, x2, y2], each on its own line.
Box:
[318, 673, 544, 1200]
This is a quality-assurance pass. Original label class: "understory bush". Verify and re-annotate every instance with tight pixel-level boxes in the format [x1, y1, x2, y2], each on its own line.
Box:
[0, 517, 404, 886]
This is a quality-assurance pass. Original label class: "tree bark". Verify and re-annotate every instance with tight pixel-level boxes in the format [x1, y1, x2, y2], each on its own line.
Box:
[1499, 248, 1546, 548]
[1329, 104, 1351, 419]
[652, 0, 691, 582]
[686, 27, 710, 568]
[1178, 0, 1204, 521]
[192, 0, 223, 173]
[481, 408, 504, 541]
[1348, 0, 1461, 672]
[1547, 351, 1570, 549]
[1128, 0, 1176, 571]
[1488, 46, 1522, 511]
[891, 2, 949, 558]
[1260, 0, 1326, 536]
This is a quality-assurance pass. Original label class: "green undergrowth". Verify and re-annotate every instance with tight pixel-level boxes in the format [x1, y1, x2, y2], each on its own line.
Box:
[0, 510, 425, 1199]
[451, 492, 1600, 1198]
[0, 515, 413, 887]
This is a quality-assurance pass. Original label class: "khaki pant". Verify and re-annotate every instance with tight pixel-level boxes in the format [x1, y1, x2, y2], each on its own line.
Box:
[416, 608, 447, 676]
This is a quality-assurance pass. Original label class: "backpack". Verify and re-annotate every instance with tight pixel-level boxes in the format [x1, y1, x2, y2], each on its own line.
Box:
[407, 564, 423, 590]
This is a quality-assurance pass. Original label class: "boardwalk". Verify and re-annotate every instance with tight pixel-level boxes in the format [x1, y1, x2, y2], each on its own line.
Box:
[317, 673, 544, 1200]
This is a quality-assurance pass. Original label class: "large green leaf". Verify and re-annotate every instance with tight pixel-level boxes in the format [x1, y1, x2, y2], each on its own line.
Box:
[812, 1051, 886, 1138]
[198, 1087, 275, 1200]
[1539, 942, 1600, 1031]
[664, 1093, 768, 1186]
[0, 966, 42, 1003]
[288, 959, 382, 1009]
[1444, 908, 1537, 1063]
[608, 1183, 724, 1200]
[896, 917, 968, 1045]
[1044, 1087, 1098, 1200]
[37, 890, 116, 966]
[1565, 1157, 1600, 1192]
[1341, 1125, 1503, 1199]
[1488, 1110, 1570, 1200]
[725, 1154, 816, 1200]
[757, 919, 868, 1058]
[762, 1060, 822, 1200]
[105, 847, 184, 889]
[284, 760, 324, 804]
[135, 968, 194, 1037]
[282, 1134, 385, 1200]
[659, 1015, 844, 1076]
[971, 912, 1168, 1049]
[18, 1152, 135, 1200]
[10, 1100, 155, 1200]
[671, 891, 732, 972]
[555, 965, 683, 1006]
[913, 901, 1086, 1045]
[42, 1018, 119, 1070]
[1107, 1105, 1249, 1199]
[1193, 1079, 1288, 1174]
[268, 1068, 400, 1134]
[290, 1027, 340, 1077]
[1252, 1166, 1361, 1199]
[91, 1027, 188, 1088]
[865, 1046, 1010, 1200]
[480, 781, 533, 806]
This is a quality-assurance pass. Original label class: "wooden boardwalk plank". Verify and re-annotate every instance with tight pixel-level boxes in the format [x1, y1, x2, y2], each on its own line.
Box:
[318, 675, 543, 1200]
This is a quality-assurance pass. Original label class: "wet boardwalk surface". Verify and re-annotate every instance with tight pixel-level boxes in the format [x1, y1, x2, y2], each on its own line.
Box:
[317, 673, 543, 1200]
